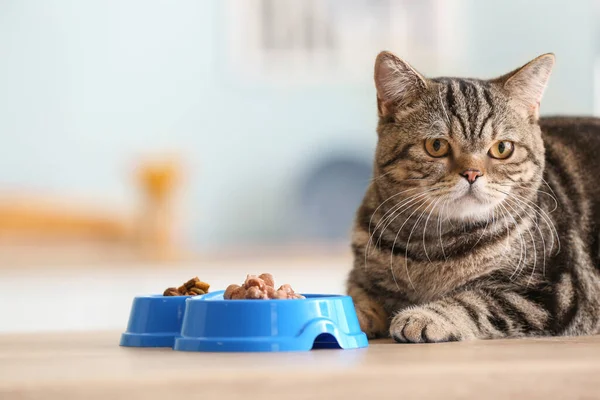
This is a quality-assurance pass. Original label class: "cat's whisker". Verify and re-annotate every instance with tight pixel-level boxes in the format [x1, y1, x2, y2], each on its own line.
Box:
[437, 198, 448, 261]
[496, 203, 511, 251]
[365, 188, 416, 258]
[496, 201, 526, 280]
[540, 177, 560, 213]
[371, 194, 425, 253]
[509, 199, 537, 283]
[368, 169, 395, 183]
[367, 187, 421, 236]
[398, 198, 435, 290]
[365, 187, 425, 266]
[510, 193, 561, 256]
[503, 195, 548, 277]
[496, 203, 519, 269]
[491, 207, 496, 240]
[373, 189, 438, 252]
[422, 196, 442, 264]
[494, 188, 561, 256]
[504, 196, 545, 283]
[443, 198, 456, 228]
[494, 189, 545, 284]
[469, 207, 490, 251]
[389, 197, 432, 290]
[493, 183, 559, 212]
[366, 189, 437, 274]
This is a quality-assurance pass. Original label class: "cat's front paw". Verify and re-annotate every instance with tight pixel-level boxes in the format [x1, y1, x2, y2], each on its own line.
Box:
[390, 307, 461, 343]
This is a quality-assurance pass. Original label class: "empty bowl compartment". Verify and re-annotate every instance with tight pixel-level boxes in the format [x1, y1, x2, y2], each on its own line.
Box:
[120, 294, 189, 348]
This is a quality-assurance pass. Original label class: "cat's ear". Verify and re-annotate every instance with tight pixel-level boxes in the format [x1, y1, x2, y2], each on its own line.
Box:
[374, 51, 427, 117]
[495, 53, 555, 120]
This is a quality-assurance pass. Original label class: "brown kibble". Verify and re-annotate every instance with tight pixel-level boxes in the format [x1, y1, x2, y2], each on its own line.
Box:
[258, 273, 275, 288]
[163, 287, 180, 296]
[273, 283, 305, 299]
[224, 284, 241, 299]
[224, 273, 302, 300]
[246, 286, 263, 299]
[278, 284, 294, 295]
[163, 277, 211, 296]
[230, 286, 248, 300]
[184, 277, 200, 290]
[194, 280, 210, 292]
[245, 276, 265, 290]
[265, 286, 277, 299]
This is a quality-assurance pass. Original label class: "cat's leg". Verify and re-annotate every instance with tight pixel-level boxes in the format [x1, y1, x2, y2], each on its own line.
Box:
[347, 277, 390, 339]
[389, 289, 550, 343]
[348, 284, 389, 338]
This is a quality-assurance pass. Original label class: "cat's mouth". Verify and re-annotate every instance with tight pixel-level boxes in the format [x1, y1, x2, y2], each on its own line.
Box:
[460, 186, 499, 204]
[464, 186, 484, 198]
[443, 183, 501, 220]
[452, 178, 499, 201]
[458, 191, 487, 206]
[455, 183, 485, 200]
[446, 195, 494, 220]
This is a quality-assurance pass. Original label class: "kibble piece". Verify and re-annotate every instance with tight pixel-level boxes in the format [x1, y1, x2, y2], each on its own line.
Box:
[265, 286, 277, 299]
[184, 277, 200, 290]
[163, 287, 180, 296]
[246, 286, 263, 299]
[224, 284, 240, 299]
[223, 273, 303, 300]
[278, 284, 293, 295]
[276, 284, 305, 299]
[163, 277, 211, 297]
[194, 281, 210, 292]
[258, 273, 275, 288]
[230, 286, 248, 300]
[245, 275, 266, 290]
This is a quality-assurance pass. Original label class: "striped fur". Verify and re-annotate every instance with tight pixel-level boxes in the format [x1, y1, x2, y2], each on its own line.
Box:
[347, 52, 600, 343]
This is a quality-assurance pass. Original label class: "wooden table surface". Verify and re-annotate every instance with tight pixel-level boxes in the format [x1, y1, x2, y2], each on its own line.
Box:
[1, 332, 600, 399]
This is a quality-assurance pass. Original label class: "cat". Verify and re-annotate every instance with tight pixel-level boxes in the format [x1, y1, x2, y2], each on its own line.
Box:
[346, 51, 600, 343]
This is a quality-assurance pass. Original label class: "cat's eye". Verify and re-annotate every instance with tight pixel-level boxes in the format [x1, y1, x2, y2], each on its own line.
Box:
[488, 141, 514, 159]
[424, 138, 450, 158]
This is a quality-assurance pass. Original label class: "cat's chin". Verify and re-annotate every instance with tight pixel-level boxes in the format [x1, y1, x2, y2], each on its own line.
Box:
[445, 194, 497, 222]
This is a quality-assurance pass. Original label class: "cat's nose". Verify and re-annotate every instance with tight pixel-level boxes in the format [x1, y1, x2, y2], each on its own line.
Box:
[460, 169, 482, 184]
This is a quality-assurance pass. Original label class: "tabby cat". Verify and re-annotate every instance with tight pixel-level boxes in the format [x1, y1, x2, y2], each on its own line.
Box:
[347, 51, 600, 342]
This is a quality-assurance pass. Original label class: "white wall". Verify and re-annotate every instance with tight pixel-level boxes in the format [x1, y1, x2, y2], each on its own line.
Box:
[462, 0, 595, 116]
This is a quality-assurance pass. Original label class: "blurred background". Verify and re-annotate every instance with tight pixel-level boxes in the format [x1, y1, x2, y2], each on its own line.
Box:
[0, 0, 598, 333]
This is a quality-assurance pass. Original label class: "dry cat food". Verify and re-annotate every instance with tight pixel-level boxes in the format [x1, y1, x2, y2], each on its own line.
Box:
[224, 273, 305, 300]
[163, 277, 210, 296]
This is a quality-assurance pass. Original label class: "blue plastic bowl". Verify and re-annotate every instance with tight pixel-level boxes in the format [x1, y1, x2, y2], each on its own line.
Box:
[173, 290, 368, 352]
[120, 295, 189, 348]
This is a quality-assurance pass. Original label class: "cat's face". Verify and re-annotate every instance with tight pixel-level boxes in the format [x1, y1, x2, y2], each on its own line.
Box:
[373, 53, 554, 222]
